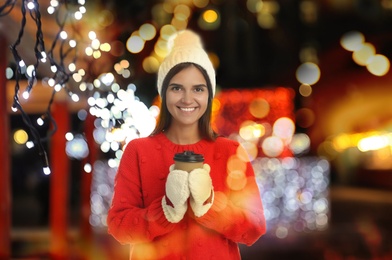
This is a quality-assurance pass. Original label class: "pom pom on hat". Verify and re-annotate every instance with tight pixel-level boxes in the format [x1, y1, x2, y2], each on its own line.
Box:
[157, 30, 216, 96]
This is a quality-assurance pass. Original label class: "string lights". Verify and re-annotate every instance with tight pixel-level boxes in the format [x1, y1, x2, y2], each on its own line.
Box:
[2, 0, 89, 174]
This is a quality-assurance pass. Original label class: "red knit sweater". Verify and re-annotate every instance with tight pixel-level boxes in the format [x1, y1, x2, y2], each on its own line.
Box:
[107, 133, 266, 260]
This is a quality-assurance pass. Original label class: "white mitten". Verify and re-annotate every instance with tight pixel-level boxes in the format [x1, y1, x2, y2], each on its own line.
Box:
[189, 164, 214, 217]
[162, 165, 190, 223]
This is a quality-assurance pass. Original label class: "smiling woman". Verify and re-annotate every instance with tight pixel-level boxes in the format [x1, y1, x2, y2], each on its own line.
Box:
[165, 65, 209, 137]
[107, 29, 266, 260]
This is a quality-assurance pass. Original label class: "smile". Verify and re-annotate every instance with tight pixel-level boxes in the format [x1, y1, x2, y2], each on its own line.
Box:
[180, 107, 196, 112]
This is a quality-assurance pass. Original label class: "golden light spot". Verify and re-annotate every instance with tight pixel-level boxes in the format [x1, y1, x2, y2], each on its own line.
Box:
[139, 23, 156, 41]
[93, 50, 101, 59]
[193, 0, 209, 8]
[160, 25, 177, 41]
[257, 12, 276, 29]
[208, 52, 220, 69]
[295, 108, 315, 128]
[247, 0, 263, 13]
[236, 145, 250, 162]
[226, 170, 247, 191]
[154, 39, 169, 58]
[98, 10, 114, 27]
[199, 9, 220, 30]
[203, 9, 218, 23]
[239, 120, 264, 141]
[174, 4, 191, 21]
[212, 98, 221, 112]
[143, 56, 160, 73]
[239, 125, 256, 141]
[100, 43, 111, 52]
[171, 17, 188, 30]
[299, 83, 312, 97]
[237, 142, 258, 162]
[366, 54, 390, 76]
[249, 98, 270, 118]
[227, 155, 247, 173]
[352, 42, 375, 66]
[253, 123, 266, 138]
[332, 133, 351, 152]
[14, 129, 28, 144]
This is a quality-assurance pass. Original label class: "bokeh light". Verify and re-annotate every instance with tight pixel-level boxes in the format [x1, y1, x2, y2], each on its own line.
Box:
[262, 136, 284, 157]
[340, 31, 365, 51]
[366, 54, 390, 76]
[254, 157, 330, 234]
[296, 62, 321, 85]
[126, 35, 145, 54]
[139, 23, 157, 41]
[352, 42, 376, 66]
[249, 98, 270, 118]
[298, 83, 312, 97]
[273, 117, 295, 142]
[14, 129, 29, 145]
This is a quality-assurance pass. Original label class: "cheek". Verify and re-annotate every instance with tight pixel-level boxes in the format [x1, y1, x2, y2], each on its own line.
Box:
[198, 96, 209, 111]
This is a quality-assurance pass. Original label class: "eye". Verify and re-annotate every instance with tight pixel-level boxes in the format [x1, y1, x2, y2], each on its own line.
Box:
[194, 86, 206, 92]
[170, 85, 182, 91]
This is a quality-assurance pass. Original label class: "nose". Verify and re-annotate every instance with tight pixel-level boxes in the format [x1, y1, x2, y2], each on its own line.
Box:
[181, 90, 193, 103]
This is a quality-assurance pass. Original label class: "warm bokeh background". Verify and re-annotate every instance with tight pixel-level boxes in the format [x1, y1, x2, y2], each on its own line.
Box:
[1, 0, 392, 259]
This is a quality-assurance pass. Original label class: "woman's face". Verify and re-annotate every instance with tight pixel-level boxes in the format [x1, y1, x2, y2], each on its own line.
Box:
[166, 65, 209, 129]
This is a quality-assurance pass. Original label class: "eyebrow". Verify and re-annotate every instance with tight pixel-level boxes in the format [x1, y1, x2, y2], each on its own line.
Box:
[168, 83, 207, 88]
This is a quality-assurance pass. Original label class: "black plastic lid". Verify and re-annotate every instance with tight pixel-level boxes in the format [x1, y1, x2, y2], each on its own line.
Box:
[174, 150, 204, 162]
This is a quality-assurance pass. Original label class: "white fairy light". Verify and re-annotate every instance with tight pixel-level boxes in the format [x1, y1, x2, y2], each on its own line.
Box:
[54, 84, 62, 92]
[79, 6, 86, 13]
[48, 78, 55, 87]
[84, 163, 92, 173]
[68, 63, 76, 72]
[65, 132, 74, 141]
[26, 141, 35, 149]
[71, 93, 80, 102]
[40, 51, 47, 62]
[43, 167, 51, 175]
[50, 0, 59, 7]
[37, 117, 44, 126]
[69, 40, 77, 48]
[88, 31, 97, 40]
[50, 65, 57, 73]
[60, 31, 68, 40]
[47, 6, 55, 14]
[74, 11, 83, 20]
[27, 1, 36, 10]
[22, 91, 30, 100]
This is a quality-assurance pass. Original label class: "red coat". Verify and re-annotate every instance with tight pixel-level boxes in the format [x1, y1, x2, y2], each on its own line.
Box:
[107, 133, 266, 259]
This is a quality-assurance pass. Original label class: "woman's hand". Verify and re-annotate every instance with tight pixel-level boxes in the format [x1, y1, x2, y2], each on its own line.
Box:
[162, 165, 190, 223]
[189, 164, 214, 217]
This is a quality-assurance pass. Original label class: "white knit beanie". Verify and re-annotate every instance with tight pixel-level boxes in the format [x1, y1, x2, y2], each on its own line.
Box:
[157, 30, 216, 96]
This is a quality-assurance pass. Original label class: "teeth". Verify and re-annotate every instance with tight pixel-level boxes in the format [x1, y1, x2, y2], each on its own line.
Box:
[180, 107, 195, 112]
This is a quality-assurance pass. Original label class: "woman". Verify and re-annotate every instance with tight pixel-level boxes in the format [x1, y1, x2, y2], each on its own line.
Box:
[107, 30, 266, 259]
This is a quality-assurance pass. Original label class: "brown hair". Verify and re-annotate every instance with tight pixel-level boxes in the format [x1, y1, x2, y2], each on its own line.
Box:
[151, 62, 218, 141]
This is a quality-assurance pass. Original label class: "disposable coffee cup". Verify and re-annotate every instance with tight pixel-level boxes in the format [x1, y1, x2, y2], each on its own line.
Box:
[174, 151, 204, 172]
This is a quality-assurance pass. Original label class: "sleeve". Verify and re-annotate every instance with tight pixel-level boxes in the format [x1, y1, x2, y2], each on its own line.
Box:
[192, 145, 266, 246]
[107, 140, 175, 245]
